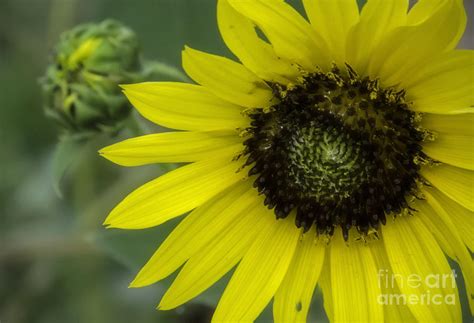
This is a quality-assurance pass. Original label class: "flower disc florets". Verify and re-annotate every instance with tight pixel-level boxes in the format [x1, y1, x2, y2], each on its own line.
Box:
[243, 66, 429, 240]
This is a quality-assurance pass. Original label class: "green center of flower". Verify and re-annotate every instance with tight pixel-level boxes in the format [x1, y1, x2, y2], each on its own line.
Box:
[242, 66, 428, 240]
[286, 121, 370, 203]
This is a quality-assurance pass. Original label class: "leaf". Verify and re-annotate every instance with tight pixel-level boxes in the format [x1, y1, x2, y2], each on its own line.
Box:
[51, 133, 92, 197]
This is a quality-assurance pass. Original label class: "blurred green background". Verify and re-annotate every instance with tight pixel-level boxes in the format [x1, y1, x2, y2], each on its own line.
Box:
[0, 0, 472, 322]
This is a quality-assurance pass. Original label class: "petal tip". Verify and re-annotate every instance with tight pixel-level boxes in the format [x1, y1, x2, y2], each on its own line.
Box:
[157, 296, 179, 311]
[98, 147, 108, 156]
[103, 211, 119, 227]
[182, 45, 193, 55]
[129, 274, 152, 288]
[128, 280, 142, 288]
[119, 83, 136, 91]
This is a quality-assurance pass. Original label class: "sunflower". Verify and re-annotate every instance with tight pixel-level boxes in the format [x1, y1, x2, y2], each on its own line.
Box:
[100, 0, 473, 321]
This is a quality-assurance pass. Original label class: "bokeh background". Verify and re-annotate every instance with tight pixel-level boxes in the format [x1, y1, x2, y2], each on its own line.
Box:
[0, 1, 472, 322]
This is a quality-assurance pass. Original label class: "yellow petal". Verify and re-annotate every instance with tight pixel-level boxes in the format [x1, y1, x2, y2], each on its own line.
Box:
[228, 0, 331, 72]
[414, 200, 454, 260]
[159, 191, 266, 310]
[423, 134, 473, 170]
[318, 262, 334, 322]
[369, 238, 417, 322]
[129, 181, 255, 287]
[405, 50, 474, 114]
[427, 187, 474, 253]
[273, 233, 325, 323]
[407, 0, 466, 47]
[369, 0, 466, 87]
[122, 82, 247, 131]
[182, 46, 273, 108]
[329, 231, 383, 322]
[99, 131, 243, 166]
[418, 190, 474, 313]
[217, 0, 299, 84]
[421, 164, 474, 212]
[346, 0, 408, 74]
[382, 215, 461, 322]
[303, 0, 359, 65]
[421, 113, 474, 136]
[104, 157, 245, 229]
[212, 212, 300, 322]
[407, 0, 444, 24]
[403, 50, 473, 90]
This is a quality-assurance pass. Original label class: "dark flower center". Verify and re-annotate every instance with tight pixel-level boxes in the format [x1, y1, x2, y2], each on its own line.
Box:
[242, 66, 429, 240]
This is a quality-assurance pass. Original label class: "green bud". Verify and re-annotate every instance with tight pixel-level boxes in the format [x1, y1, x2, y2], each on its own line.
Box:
[41, 19, 144, 134]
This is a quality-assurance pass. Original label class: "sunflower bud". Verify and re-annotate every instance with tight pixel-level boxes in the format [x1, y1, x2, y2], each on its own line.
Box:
[41, 19, 144, 134]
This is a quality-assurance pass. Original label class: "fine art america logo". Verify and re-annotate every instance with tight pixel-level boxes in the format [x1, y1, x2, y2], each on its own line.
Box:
[377, 269, 457, 305]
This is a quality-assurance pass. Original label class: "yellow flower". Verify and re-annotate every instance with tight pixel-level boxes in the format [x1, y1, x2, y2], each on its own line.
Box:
[100, 0, 473, 322]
